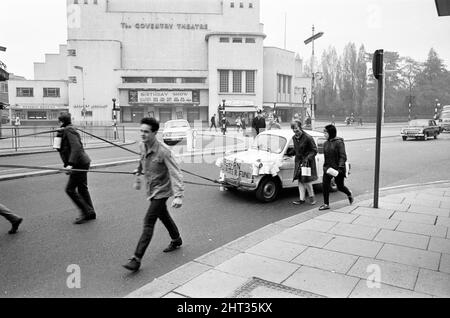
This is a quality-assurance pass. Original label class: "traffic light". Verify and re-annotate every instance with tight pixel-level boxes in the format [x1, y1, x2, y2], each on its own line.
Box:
[372, 49, 384, 80]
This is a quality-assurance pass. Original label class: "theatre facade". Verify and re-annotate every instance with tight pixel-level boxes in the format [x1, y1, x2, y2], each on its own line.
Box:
[20, 0, 309, 126]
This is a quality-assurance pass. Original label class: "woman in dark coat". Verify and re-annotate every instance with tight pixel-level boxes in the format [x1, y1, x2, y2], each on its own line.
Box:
[291, 120, 318, 205]
[319, 124, 353, 210]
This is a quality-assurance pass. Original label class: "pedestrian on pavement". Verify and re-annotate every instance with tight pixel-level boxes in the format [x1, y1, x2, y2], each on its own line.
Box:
[210, 114, 217, 132]
[235, 116, 242, 133]
[0, 203, 23, 234]
[241, 117, 247, 136]
[56, 112, 96, 224]
[267, 113, 281, 130]
[291, 120, 318, 206]
[123, 117, 184, 272]
[319, 124, 353, 211]
[14, 116, 21, 127]
[252, 109, 266, 136]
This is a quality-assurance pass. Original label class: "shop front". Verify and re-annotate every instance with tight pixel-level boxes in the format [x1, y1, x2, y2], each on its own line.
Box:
[121, 90, 205, 124]
[12, 105, 69, 126]
[221, 100, 259, 127]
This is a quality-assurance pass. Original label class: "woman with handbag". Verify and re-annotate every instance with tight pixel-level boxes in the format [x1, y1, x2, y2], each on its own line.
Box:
[319, 124, 353, 211]
[291, 120, 318, 205]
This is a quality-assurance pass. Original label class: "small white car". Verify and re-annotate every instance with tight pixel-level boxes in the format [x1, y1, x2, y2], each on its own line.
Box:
[162, 119, 195, 145]
[216, 129, 345, 202]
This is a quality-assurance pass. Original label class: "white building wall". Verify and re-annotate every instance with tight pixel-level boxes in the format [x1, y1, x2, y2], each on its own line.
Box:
[34, 45, 68, 81]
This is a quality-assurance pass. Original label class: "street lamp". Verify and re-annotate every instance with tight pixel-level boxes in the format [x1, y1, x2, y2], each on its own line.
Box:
[74, 65, 86, 126]
[304, 25, 324, 130]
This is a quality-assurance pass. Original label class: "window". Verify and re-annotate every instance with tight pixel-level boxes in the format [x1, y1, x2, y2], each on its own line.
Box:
[232, 37, 242, 43]
[287, 76, 292, 94]
[82, 110, 93, 117]
[94, 0, 98, 4]
[246, 71, 255, 93]
[181, 78, 206, 84]
[74, 0, 78, 3]
[277, 75, 281, 94]
[123, 77, 148, 83]
[43, 88, 60, 98]
[28, 111, 47, 120]
[230, 2, 234, 8]
[249, 2, 253, 8]
[219, 70, 229, 93]
[152, 77, 176, 83]
[219, 37, 230, 43]
[67, 49, 76, 56]
[84, 0, 88, 4]
[68, 76, 77, 83]
[16, 87, 33, 97]
[233, 71, 242, 93]
[240, 2, 244, 8]
[282, 76, 286, 93]
[245, 38, 255, 43]
[0, 82, 7, 93]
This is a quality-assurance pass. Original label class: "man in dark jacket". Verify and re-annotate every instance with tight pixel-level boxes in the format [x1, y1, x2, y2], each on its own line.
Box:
[252, 110, 266, 136]
[319, 124, 353, 210]
[56, 112, 96, 224]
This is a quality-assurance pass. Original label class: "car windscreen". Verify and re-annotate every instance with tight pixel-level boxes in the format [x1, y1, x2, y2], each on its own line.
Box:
[441, 112, 450, 118]
[409, 120, 428, 126]
[165, 121, 189, 128]
[251, 134, 287, 154]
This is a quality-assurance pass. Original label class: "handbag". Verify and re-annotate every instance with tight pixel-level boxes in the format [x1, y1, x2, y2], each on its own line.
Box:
[301, 163, 311, 177]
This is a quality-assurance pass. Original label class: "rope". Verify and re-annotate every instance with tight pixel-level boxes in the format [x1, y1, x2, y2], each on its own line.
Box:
[0, 164, 219, 187]
[0, 129, 57, 140]
[76, 128, 139, 155]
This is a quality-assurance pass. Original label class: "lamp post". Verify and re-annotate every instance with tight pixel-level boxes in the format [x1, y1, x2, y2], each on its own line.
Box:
[304, 25, 324, 130]
[221, 99, 226, 135]
[112, 98, 119, 140]
[74, 66, 86, 126]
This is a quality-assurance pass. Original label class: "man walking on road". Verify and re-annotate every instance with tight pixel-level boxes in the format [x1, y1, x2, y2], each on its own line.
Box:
[56, 112, 96, 224]
[0, 203, 23, 234]
[123, 117, 184, 272]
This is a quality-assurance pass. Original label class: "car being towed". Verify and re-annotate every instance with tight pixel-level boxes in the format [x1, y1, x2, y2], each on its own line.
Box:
[216, 129, 347, 202]
[400, 119, 441, 141]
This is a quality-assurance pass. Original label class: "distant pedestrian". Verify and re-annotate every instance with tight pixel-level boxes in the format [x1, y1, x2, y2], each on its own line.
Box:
[358, 117, 363, 126]
[123, 117, 184, 272]
[252, 110, 266, 136]
[0, 203, 23, 234]
[319, 124, 353, 211]
[291, 120, 318, 206]
[14, 116, 21, 127]
[221, 117, 229, 135]
[210, 114, 217, 132]
[267, 113, 281, 130]
[235, 116, 242, 133]
[241, 117, 247, 136]
[56, 112, 96, 224]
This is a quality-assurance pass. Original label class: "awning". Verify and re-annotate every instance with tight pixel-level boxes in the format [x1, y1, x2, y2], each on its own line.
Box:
[225, 106, 258, 112]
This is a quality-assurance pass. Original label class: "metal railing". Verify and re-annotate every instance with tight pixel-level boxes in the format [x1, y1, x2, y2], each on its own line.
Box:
[0, 125, 126, 152]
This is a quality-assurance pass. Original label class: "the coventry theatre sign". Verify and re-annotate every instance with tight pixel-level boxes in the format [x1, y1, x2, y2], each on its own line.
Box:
[121, 22, 208, 30]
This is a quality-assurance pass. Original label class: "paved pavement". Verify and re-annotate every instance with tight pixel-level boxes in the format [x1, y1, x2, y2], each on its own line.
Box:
[127, 182, 450, 298]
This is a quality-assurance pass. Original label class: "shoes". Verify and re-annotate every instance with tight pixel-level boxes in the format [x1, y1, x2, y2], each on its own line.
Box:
[308, 197, 317, 205]
[348, 193, 354, 205]
[122, 257, 141, 272]
[319, 204, 330, 211]
[163, 237, 183, 253]
[73, 213, 96, 224]
[8, 218, 23, 234]
[292, 200, 305, 205]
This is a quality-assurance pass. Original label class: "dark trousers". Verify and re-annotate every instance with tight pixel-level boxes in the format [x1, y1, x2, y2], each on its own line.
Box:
[322, 172, 352, 205]
[65, 164, 95, 216]
[210, 122, 217, 129]
[0, 203, 21, 224]
[134, 198, 180, 259]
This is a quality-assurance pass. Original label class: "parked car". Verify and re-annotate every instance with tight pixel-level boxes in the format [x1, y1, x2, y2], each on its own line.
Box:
[437, 110, 450, 132]
[400, 119, 441, 141]
[215, 129, 350, 202]
[162, 119, 195, 145]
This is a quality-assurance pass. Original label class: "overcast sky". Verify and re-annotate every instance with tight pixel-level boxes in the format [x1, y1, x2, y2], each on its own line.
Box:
[1, 0, 449, 79]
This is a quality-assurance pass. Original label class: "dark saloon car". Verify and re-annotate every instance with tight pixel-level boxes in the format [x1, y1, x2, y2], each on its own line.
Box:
[400, 119, 441, 141]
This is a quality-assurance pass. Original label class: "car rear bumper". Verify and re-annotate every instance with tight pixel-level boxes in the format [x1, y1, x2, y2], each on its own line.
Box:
[401, 132, 425, 137]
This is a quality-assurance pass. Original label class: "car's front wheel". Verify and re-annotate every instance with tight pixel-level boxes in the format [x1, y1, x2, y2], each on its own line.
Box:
[255, 176, 281, 202]
[402, 136, 407, 141]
